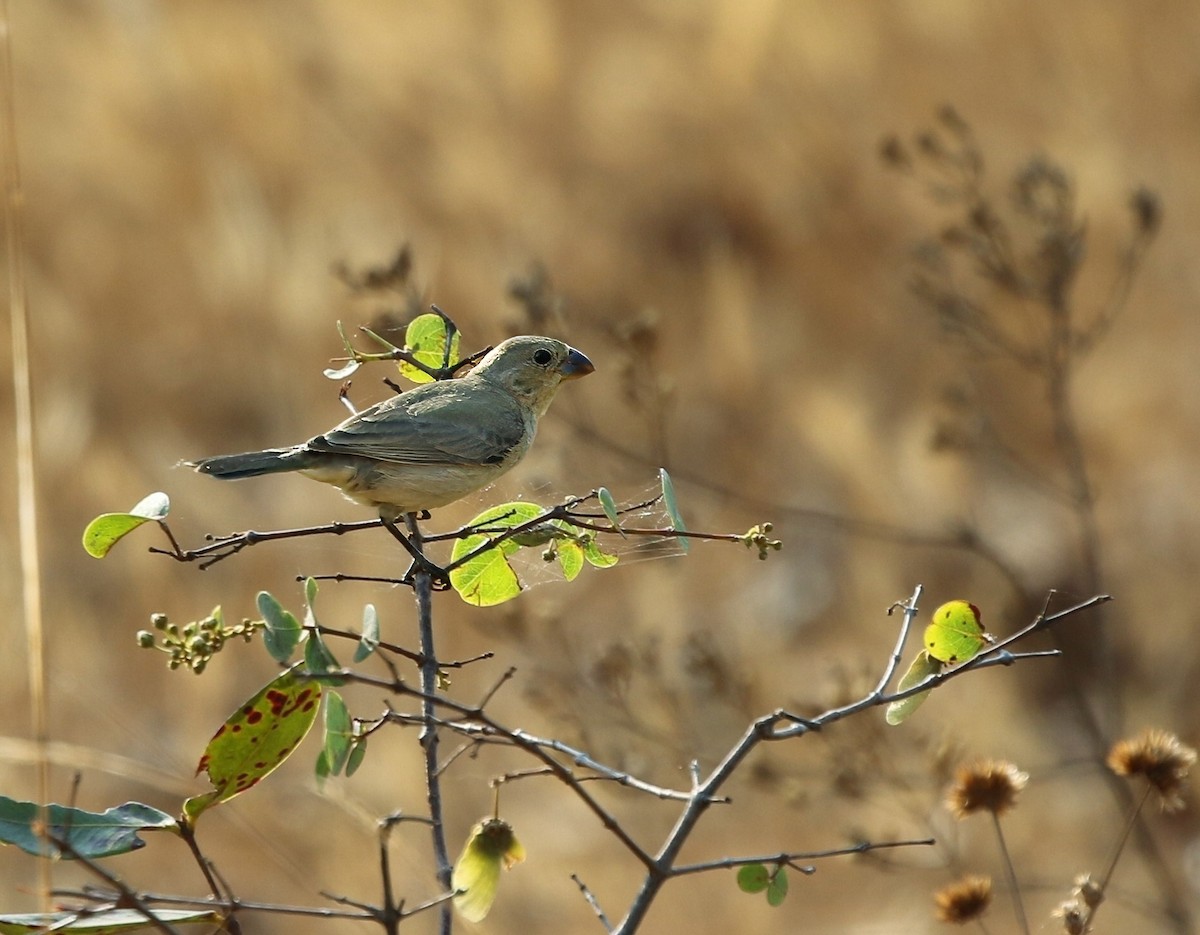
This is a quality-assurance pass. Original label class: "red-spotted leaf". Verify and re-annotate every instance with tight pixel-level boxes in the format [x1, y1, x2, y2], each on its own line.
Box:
[183, 667, 321, 823]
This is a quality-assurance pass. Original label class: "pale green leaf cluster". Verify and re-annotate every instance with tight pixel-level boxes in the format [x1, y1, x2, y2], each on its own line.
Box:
[736, 863, 789, 907]
[449, 502, 619, 606]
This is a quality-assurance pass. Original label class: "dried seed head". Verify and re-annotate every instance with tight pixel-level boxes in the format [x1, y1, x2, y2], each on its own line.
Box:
[1072, 873, 1104, 910]
[1107, 728, 1196, 812]
[1052, 899, 1087, 934]
[946, 759, 1029, 818]
[934, 874, 992, 924]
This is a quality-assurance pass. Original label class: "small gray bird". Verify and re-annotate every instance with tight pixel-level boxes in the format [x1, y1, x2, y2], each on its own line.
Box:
[189, 335, 593, 519]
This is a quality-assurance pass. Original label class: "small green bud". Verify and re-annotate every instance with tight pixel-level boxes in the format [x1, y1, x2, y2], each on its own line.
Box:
[150, 613, 169, 630]
[136, 630, 156, 648]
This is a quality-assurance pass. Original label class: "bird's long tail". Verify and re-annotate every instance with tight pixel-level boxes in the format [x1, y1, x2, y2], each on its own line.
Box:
[187, 447, 315, 479]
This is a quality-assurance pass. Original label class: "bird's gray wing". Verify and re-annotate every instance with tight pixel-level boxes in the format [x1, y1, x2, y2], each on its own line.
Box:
[306, 380, 527, 466]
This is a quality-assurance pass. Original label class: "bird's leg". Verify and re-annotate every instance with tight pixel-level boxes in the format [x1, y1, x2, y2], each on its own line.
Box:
[380, 514, 451, 588]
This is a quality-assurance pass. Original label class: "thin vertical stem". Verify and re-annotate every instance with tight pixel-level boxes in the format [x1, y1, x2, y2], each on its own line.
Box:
[406, 513, 453, 935]
[990, 811, 1029, 935]
[1, 1, 51, 908]
[1099, 781, 1151, 890]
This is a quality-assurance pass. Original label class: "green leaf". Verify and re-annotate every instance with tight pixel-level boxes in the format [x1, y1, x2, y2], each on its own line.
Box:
[597, 486, 626, 538]
[0, 798, 176, 859]
[320, 690, 353, 777]
[184, 667, 321, 823]
[81, 492, 170, 558]
[0, 908, 221, 932]
[885, 650, 944, 726]
[659, 468, 689, 553]
[400, 313, 460, 384]
[556, 539, 584, 581]
[353, 604, 380, 662]
[345, 737, 369, 776]
[766, 866, 789, 906]
[737, 863, 769, 893]
[583, 537, 620, 568]
[304, 629, 342, 678]
[450, 503, 543, 606]
[451, 543, 522, 606]
[258, 591, 302, 663]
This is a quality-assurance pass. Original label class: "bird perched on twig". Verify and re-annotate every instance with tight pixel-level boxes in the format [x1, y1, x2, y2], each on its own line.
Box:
[189, 335, 593, 520]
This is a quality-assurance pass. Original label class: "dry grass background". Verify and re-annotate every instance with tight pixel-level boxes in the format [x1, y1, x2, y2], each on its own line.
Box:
[3, 2, 1200, 933]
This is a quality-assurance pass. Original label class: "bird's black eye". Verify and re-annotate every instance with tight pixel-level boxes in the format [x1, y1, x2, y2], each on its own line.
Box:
[533, 348, 554, 366]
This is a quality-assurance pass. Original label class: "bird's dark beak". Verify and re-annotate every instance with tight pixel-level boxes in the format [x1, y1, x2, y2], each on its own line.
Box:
[559, 347, 595, 380]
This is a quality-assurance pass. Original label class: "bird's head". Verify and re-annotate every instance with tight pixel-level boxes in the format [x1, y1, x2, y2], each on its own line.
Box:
[472, 335, 594, 416]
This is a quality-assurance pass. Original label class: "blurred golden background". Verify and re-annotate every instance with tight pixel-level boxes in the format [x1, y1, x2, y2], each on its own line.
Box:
[3, 2, 1199, 932]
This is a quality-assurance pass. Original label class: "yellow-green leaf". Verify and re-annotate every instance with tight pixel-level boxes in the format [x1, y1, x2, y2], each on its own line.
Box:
[81, 492, 170, 558]
[583, 537, 620, 568]
[451, 503, 616, 604]
[450, 540, 525, 606]
[452, 818, 526, 923]
[400, 313, 460, 383]
[885, 650, 944, 726]
[557, 539, 584, 581]
[924, 600, 993, 665]
[450, 503, 543, 606]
